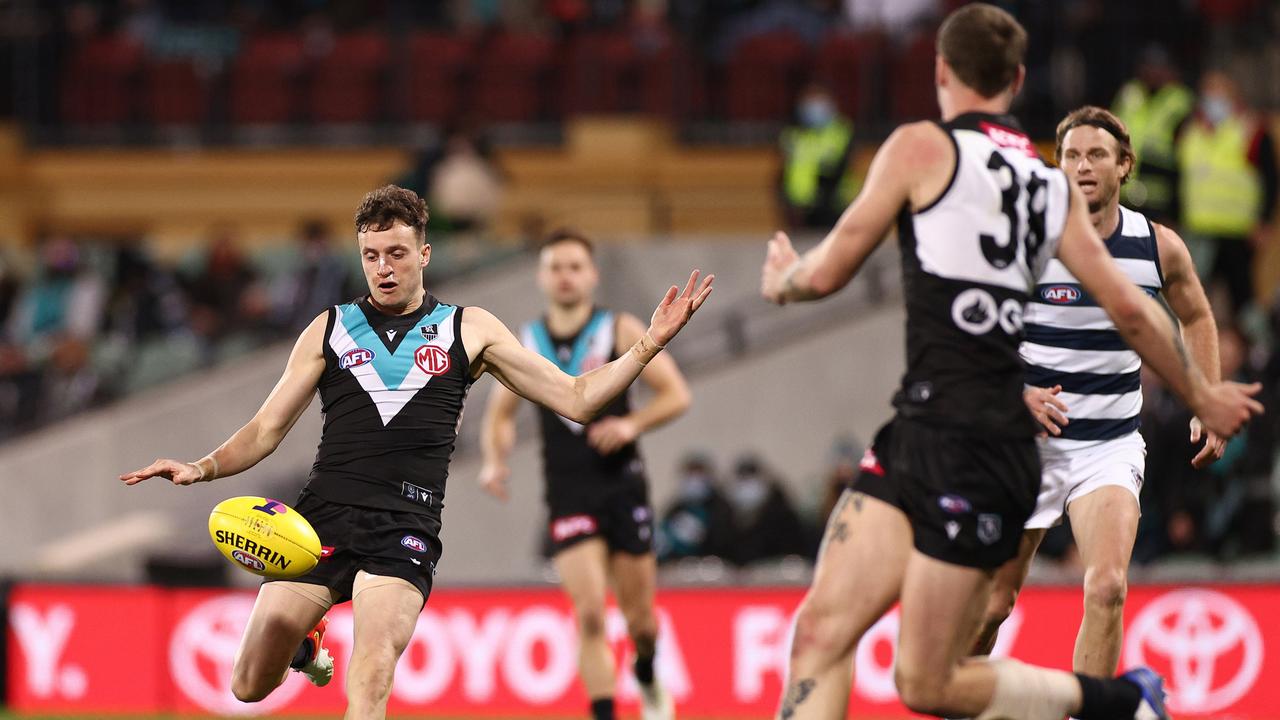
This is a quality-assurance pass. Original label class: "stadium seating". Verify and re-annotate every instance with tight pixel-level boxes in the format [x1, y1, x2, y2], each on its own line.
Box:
[308, 31, 391, 124]
[60, 34, 143, 126]
[813, 31, 887, 123]
[471, 31, 558, 123]
[725, 31, 812, 122]
[143, 58, 209, 127]
[405, 32, 474, 125]
[230, 33, 305, 125]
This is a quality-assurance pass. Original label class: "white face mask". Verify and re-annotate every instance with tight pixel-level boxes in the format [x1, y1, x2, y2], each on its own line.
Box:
[1201, 95, 1231, 125]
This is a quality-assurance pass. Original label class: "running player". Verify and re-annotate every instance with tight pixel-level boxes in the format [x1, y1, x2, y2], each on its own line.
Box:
[119, 186, 713, 720]
[758, 5, 1261, 720]
[477, 228, 687, 720]
[968, 106, 1226, 675]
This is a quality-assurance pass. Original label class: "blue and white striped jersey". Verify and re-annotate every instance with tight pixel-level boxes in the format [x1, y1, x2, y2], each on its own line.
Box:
[1021, 206, 1164, 442]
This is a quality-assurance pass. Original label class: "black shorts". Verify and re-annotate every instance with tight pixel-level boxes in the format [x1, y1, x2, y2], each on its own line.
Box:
[547, 481, 654, 556]
[851, 417, 1040, 569]
[265, 489, 442, 604]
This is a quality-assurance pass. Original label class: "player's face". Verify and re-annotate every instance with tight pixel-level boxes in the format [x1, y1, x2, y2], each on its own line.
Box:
[537, 241, 598, 308]
[1059, 126, 1129, 214]
[358, 222, 430, 311]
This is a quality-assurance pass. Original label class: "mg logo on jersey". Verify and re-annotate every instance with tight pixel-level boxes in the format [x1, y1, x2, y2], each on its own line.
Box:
[340, 347, 374, 369]
[1041, 285, 1081, 304]
[1124, 589, 1263, 714]
[415, 345, 451, 376]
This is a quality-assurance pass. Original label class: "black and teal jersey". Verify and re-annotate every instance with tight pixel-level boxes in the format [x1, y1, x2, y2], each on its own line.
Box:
[306, 294, 472, 514]
[519, 309, 646, 507]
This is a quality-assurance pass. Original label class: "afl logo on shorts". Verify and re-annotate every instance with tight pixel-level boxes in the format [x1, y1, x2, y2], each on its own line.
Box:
[415, 345, 451, 376]
[340, 348, 374, 369]
[401, 535, 427, 553]
[1041, 285, 1081, 304]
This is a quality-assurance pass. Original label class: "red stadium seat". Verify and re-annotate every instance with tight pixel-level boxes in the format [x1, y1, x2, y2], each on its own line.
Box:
[405, 33, 474, 124]
[640, 36, 706, 121]
[230, 33, 305, 125]
[890, 29, 939, 122]
[562, 31, 639, 115]
[813, 31, 887, 122]
[472, 31, 557, 123]
[725, 31, 812, 122]
[61, 34, 143, 126]
[144, 58, 209, 126]
[308, 32, 390, 124]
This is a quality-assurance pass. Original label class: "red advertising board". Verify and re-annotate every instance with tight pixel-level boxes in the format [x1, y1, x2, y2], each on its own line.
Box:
[7, 583, 1279, 717]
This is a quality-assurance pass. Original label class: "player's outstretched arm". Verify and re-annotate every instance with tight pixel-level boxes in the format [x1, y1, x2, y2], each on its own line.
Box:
[1058, 184, 1263, 439]
[119, 313, 327, 486]
[465, 270, 713, 424]
[761, 122, 949, 304]
[1155, 222, 1227, 467]
[586, 312, 693, 456]
[477, 381, 522, 500]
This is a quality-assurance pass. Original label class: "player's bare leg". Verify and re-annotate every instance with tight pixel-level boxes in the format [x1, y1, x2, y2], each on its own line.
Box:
[970, 529, 1045, 656]
[1066, 486, 1140, 674]
[555, 538, 617, 704]
[231, 582, 332, 702]
[612, 550, 671, 718]
[344, 572, 424, 720]
[777, 490, 908, 719]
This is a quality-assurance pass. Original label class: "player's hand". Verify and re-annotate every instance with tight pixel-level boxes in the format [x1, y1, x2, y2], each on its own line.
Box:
[477, 462, 511, 501]
[587, 416, 639, 456]
[1024, 385, 1069, 437]
[119, 458, 206, 486]
[1192, 381, 1264, 439]
[761, 231, 801, 304]
[647, 270, 714, 347]
[1189, 416, 1227, 469]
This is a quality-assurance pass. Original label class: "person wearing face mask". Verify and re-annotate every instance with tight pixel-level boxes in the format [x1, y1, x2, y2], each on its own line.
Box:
[1175, 69, 1278, 315]
[1111, 45, 1195, 227]
[779, 84, 858, 229]
[656, 452, 735, 562]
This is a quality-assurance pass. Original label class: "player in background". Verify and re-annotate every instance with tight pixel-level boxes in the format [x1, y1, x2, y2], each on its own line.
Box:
[968, 106, 1226, 675]
[120, 186, 713, 720]
[477, 229, 689, 720]
[759, 5, 1261, 720]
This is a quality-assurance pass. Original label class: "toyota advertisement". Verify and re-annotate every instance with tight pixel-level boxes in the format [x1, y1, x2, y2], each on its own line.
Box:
[7, 584, 1278, 717]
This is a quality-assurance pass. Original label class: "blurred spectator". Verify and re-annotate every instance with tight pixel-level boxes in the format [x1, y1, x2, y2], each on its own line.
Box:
[656, 452, 735, 562]
[428, 128, 505, 232]
[7, 234, 106, 353]
[1176, 69, 1277, 315]
[724, 454, 807, 565]
[779, 83, 857, 229]
[182, 227, 267, 345]
[1112, 44, 1195, 226]
[102, 244, 188, 344]
[36, 334, 99, 425]
[272, 220, 358, 331]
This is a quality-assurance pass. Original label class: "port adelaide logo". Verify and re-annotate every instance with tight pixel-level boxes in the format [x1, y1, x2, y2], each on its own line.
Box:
[420, 323, 439, 342]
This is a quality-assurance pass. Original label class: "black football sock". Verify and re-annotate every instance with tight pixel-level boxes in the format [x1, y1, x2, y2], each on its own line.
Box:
[1074, 673, 1142, 719]
[590, 697, 615, 720]
[289, 638, 314, 670]
[634, 651, 656, 686]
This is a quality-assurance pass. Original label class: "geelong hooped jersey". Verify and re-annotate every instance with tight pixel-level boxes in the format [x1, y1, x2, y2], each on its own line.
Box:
[894, 113, 1071, 437]
[1023, 206, 1163, 442]
[306, 295, 472, 514]
[520, 309, 644, 501]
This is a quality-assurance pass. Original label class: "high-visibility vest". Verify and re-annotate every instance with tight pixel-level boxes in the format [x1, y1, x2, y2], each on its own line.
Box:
[1113, 81, 1194, 214]
[1178, 116, 1263, 237]
[780, 119, 856, 208]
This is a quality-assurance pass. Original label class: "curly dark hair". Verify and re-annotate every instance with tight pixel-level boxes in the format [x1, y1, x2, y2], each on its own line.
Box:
[354, 185, 429, 243]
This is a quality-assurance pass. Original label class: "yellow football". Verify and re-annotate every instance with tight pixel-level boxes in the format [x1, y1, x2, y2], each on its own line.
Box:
[208, 496, 321, 579]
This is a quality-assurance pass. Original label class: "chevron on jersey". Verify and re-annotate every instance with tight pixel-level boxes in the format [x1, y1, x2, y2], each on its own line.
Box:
[329, 302, 457, 426]
[521, 310, 615, 434]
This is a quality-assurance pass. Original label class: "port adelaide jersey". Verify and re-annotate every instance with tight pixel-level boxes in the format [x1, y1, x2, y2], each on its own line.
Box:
[306, 294, 472, 514]
[520, 309, 644, 500]
[894, 113, 1071, 437]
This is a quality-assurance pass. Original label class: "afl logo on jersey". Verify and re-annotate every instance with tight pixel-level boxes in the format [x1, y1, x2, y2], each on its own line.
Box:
[1041, 285, 1081, 304]
[340, 348, 374, 369]
[415, 345, 451, 376]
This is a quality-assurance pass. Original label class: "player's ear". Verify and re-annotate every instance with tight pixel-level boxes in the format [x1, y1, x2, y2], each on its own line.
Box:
[1009, 64, 1026, 99]
[420, 242, 431, 268]
[935, 55, 948, 89]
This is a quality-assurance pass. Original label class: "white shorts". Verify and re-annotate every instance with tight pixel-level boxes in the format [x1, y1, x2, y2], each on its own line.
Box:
[1025, 431, 1146, 529]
